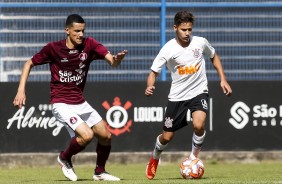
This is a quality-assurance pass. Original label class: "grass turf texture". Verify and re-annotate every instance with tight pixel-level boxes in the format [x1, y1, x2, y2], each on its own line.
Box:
[1, 161, 282, 184]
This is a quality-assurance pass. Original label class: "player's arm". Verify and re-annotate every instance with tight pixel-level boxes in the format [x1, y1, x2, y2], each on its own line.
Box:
[104, 50, 128, 67]
[13, 59, 34, 108]
[211, 52, 232, 96]
[145, 70, 158, 97]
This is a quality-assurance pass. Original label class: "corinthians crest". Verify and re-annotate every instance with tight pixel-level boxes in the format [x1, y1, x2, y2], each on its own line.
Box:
[192, 48, 200, 58]
[102, 97, 132, 136]
[164, 117, 173, 128]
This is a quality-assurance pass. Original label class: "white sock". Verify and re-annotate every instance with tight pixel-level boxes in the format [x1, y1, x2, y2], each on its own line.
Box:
[190, 131, 206, 159]
[152, 135, 168, 160]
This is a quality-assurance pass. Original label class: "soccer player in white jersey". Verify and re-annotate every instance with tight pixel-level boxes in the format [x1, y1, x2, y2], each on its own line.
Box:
[145, 11, 232, 180]
[13, 14, 127, 181]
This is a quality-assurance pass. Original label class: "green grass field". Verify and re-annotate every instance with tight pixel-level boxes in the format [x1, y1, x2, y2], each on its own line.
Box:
[1, 161, 282, 184]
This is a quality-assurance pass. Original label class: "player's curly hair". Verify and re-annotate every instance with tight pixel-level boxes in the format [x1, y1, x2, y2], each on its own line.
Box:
[174, 11, 194, 26]
[65, 14, 85, 28]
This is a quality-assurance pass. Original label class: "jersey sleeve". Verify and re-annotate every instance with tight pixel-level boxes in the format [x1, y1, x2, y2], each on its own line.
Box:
[203, 38, 215, 59]
[31, 43, 52, 65]
[150, 44, 171, 73]
[88, 37, 109, 60]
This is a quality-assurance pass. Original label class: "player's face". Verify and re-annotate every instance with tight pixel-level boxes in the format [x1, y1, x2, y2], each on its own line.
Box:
[174, 22, 193, 47]
[65, 23, 85, 48]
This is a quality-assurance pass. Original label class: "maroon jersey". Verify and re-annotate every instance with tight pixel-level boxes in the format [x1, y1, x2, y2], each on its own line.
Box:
[32, 37, 109, 104]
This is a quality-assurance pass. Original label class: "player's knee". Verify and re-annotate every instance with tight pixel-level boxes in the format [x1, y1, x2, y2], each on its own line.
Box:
[104, 133, 112, 143]
[193, 126, 205, 136]
[161, 134, 174, 144]
[193, 121, 205, 132]
[99, 132, 112, 145]
[162, 138, 171, 144]
[82, 130, 94, 144]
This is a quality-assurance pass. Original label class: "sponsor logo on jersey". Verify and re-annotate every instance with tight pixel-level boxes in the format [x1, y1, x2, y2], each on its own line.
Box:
[61, 58, 69, 62]
[58, 70, 85, 85]
[172, 55, 180, 60]
[69, 50, 78, 54]
[177, 62, 201, 75]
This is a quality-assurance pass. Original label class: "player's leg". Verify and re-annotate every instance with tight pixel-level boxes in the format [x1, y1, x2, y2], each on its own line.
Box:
[65, 123, 94, 155]
[189, 110, 206, 159]
[188, 93, 208, 160]
[91, 120, 120, 181]
[146, 131, 173, 180]
[71, 101, 119, 181]
[53, 103, 94, 181]
[152, 132, 173, 159]
[92, 120, 111, 174]
[57, 123, 94, 181]
[61, 123, 94, 158]
[146, 100, 188, 179]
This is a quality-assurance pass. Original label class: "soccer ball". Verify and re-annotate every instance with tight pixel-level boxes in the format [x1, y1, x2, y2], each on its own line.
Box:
[179, 158, 204, 179]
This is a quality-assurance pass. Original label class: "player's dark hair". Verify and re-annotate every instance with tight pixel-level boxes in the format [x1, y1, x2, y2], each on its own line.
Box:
[174, 11, 194, 26]
[65, 14, 85, 28]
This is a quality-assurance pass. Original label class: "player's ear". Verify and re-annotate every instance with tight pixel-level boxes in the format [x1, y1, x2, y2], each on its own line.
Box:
[65, 27, 70, 35]
[173, 25, 177, 32]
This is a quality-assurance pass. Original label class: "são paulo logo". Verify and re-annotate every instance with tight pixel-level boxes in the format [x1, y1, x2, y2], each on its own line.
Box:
[229, 101, 282, 129]
[229, 101, 250, 129]
[102, 97, 132, 136]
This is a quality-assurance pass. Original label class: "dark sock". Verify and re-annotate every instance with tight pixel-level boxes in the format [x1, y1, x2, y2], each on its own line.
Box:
[95, 143, 111, 173]
[61, 137, 85, 160]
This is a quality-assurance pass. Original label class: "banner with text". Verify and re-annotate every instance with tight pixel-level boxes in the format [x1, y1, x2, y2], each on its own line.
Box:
[1, 82, 282, 153]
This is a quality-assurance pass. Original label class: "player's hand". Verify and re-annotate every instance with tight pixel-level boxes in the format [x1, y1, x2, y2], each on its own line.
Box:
[220, 80, 232, 96]
[13, 91, 26, 109]
[113, 50, 128, 63]
[145, 86, 155, 96]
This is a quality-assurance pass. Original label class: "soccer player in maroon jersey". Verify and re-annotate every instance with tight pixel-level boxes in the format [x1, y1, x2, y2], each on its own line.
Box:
[13, 14, 127, 181]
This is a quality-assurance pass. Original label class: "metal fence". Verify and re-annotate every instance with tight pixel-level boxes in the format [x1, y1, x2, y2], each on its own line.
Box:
[0, 0, 282, 81]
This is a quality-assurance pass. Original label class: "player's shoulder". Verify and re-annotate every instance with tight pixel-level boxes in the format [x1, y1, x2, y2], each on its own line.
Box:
[84, 37, 103, 46]
[84, 37, 100, 43]
[191, 35, 208, 42]
[162, 38, 178, 49]
[165, 38, 177, 45]
[39, 40, 65, 53]
[84, 36, 94, 42]
[47, 39, 65, 48]
[191, 36, 210, 46]
[158, 39, 176, 54]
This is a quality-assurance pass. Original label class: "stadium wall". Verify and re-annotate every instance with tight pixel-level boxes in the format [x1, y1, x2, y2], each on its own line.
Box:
[1, 81, 282, 154]
[1, 81, 282, 166]
[1, 1, 282, 166]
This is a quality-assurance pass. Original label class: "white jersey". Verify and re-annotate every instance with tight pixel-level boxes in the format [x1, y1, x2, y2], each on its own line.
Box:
[151, 36, 215, 101]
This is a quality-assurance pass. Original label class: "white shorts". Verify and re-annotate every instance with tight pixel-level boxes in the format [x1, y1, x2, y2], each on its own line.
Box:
[52, 101, 102, 137]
